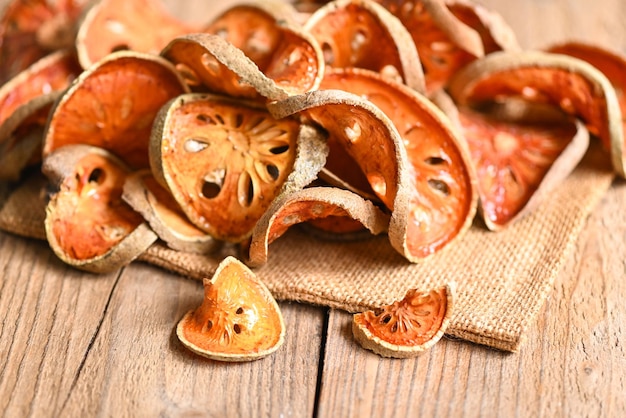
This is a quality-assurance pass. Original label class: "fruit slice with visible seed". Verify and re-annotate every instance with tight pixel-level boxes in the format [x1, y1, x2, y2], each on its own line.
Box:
[43, 50, 188, 169]
[246, 186, 390, 267]
[177, 256, 285, 362]
[150, 92, 327, 243]
[43, 144, 157, 273]
[352, 283, 455, 358]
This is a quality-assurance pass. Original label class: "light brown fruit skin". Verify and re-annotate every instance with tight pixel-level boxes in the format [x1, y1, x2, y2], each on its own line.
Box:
[43, 144, 157, 273]
[176, 256, 285, 362]
[352, 283, 455, 358]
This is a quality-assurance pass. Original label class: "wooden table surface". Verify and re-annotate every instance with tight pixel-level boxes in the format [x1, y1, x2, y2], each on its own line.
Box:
[1, 1, 625, 417]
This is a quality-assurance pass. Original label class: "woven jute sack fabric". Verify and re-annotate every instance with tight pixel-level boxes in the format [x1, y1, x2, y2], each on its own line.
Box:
[0, 143, 615, 352]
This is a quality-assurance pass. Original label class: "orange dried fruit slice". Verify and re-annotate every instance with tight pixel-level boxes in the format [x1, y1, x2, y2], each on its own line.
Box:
[377, 0, 484, 93]
[246, 187, 390, 267]
[75, 0, 196, 69]
[352, 283, 455, 358]
[42, 144, 157, 273]
[546, 42, 626, 178]
[122, 170, 219, 254]
[0, 0, 85, 84]
[150, 93, 327, 243]
[319, 68, 477, 260]
[0, 49, 81, 180]
[304, 0, 425, 92]
[43, 50, 188, 169]
[457, 105, 590, 230]
[447, 50, 624, 177]
[176, 255, 285, 362]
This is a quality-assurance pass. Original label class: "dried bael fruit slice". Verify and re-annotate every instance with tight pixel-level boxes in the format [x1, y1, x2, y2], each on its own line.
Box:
[75, 0, 196, 69]
[352, 283, 455, 358]
[457, 106, 589, 230]
[447, 50, 624, 177]
[0, 49, 81, 180]
[122, 170, 219, 254]
[377, 0, 484, 93]
[150, 93, 327, 243]
[319, 68, 477, 261]
[304, 0, 425, 92]
[246, 187, 390, 267]
[0, 0, 86, 85]
[43, 50, 188, 169]
[43, 144, 157, 273]
[546, 42, 626, 178]
[176, 256, 285, 362]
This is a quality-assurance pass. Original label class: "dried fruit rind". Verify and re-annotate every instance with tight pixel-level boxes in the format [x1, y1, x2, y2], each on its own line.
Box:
[176, 256, 285, 362]
[352, 283, 455, 358]
[43, 144, 157, 273]
[246, 186, 390, 267]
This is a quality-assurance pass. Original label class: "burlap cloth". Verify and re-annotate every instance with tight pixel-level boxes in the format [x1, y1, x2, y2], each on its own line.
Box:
[0, 143, 615, 352]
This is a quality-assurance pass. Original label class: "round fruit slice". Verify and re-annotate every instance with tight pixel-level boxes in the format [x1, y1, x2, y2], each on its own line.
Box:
[246, 186, 390, 267]
[546, 42, 626, 178]
[457, 105, 589, 230]
[150, 93, 327, 243]
[352, 283, 455, 358]
[320, 68, 477, 261]
[378, 0, 484, 93]
[42, 144, 157, 273]
[0, 0, 86, 85]
[304, 0, 425, 92]
[75, 0, 196, 69]
[43, 50, 188, 169]
[122, 170, 219, 254]
[176, 255, 285, 362]
[447, 50, 624, 177]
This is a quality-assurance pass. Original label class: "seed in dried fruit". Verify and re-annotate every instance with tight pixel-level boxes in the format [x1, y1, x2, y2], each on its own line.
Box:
[176, 256, 285, 362]
[352, 283, 455, 358]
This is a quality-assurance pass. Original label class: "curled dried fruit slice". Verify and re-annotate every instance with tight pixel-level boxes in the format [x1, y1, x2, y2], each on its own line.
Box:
[457, 105, 589, 230]
[76, 0, 196, 69]
[0, 0, 85, 84]
[378, 0, 484, 93]
[304, 0, 425, 91]
[320, 68, 477, 260]
[546, 42, 626, 178]
[447, 50, 624, 176]
[246, 187, 390, 267]
[43, 144, 157, 273]
[122, 170, 219, 254]
[150, 93, 327, 242]
[176, 256, 285, 362]
[43, 50, 188, 169]
[352, 283, 455, 358]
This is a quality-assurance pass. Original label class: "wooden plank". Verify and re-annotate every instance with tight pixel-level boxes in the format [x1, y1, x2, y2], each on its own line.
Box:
[315, 181, 626, 418]
[0, 234, 119, 417]
[58, 262, 325, 417]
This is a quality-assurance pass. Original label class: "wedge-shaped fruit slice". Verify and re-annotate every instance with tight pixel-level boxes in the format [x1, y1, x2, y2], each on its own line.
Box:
[43, 144, 157, 273]
[546, 42, 626, 178]
[447, 50, 624, 177]
[150, 93, 327, 243]
[76, 0, 196, 69]
[122, 170, 219, 254]
[304, 0, 425, 92]
[0, 49, 81, 180]
[43, 50, 188, 169]
[377, 0, 484, 93]
[0, 0, 85, 84]
[352, 283, 455, 358]
[246, 187, 390, 267]
[319, 68, 477, 260]
[177, 256, 285, 362]
[162, 26, 323, 101]
[457, 105, 589, 230]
